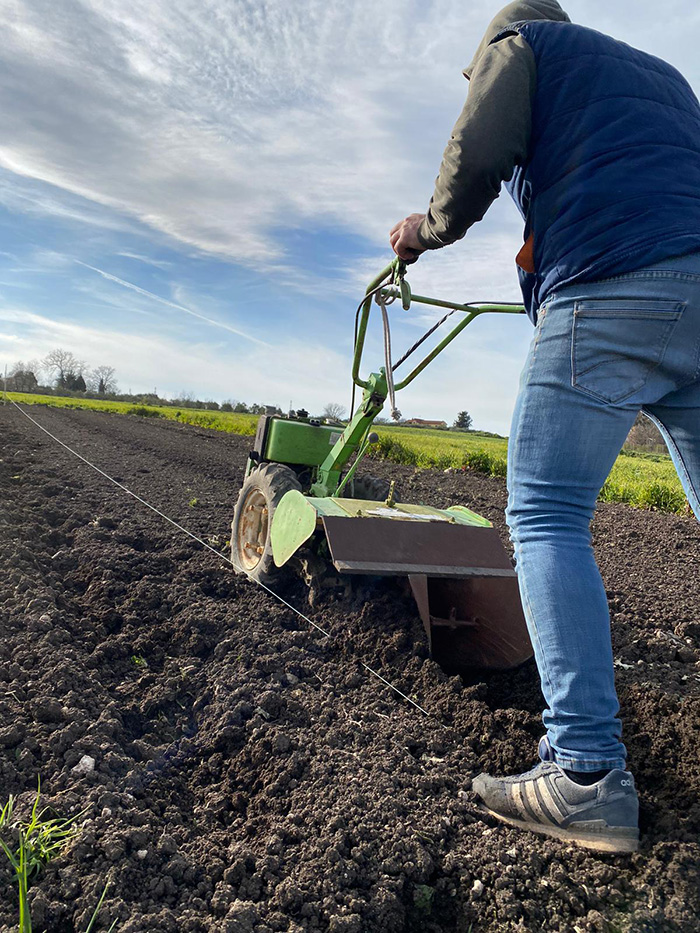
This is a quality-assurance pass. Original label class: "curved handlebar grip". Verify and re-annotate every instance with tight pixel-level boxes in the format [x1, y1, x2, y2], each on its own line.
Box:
[351, 260, 398, 389]
[351, 259, 526, 391]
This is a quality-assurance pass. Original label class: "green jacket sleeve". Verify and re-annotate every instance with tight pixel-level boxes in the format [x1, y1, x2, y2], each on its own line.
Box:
[416, 35, 537, 250]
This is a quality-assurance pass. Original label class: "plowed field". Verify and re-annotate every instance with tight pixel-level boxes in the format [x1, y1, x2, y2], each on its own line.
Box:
[1, 406, 699, 933]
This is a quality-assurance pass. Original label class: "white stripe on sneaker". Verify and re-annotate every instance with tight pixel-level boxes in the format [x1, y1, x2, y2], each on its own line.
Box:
[538, 776, 568, 823]
[525, 780, 555, 824]
[510, 780, 527, 817]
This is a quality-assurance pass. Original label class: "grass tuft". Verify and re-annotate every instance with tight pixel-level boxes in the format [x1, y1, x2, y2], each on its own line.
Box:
[371, 426, 687, 514]
[0, 787, 118, 933]
[126, 405, 164, 418]
[0, 783, 83, 933]
[85, 882, 118, 933]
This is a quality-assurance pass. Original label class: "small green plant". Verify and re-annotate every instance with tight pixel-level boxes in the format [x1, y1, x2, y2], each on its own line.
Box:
[0, 784, 82, 933]
[188, 497, 199, 508]
[413, 884, 435, 913]
[0, 796, 30, 933]
[131, 654, 147, 668]
[85, 882, 118, 933]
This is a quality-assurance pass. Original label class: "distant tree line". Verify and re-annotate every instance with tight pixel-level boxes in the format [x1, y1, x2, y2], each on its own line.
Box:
[2, 348, 287, 415]
[5, 356, 537, 439]
[4, 350, 118, 396]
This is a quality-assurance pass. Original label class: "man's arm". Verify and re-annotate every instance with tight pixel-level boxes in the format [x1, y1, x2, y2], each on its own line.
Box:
[391, 34, 536, 260]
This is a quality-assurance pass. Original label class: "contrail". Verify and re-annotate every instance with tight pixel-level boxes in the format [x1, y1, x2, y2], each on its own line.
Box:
[75, 260, 270, 346]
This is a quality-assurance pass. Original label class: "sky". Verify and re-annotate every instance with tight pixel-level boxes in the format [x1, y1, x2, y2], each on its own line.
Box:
[1, 0, 699, 434]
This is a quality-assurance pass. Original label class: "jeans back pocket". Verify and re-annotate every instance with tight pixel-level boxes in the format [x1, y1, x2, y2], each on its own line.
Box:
[572, 298, 684, 404]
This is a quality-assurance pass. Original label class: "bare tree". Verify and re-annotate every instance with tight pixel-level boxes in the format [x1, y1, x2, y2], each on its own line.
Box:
[25, 358, 44, 384]
[88, 365, 118, 395]
[626, 412, 665, 451]
[43, 348, 80, 386]
[322, 402, 347, 422]
[8, 361, 39, 392]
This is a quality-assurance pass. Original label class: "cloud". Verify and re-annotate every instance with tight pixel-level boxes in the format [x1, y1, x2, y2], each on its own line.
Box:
[74, 260, 270, 345]
[0, 0, 500, 267]
[0, 306, 354, 412]
[2, 0, 699, 278]
[0, 169, 137, 235]
[117, 251, 172, 269]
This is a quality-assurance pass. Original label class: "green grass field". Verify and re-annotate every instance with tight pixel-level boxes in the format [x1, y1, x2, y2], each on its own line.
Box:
[6, 392, 688, 514]
[373, 425, 687, 512]
[374, 425, 509, 471]
[6, 391, 258, 435]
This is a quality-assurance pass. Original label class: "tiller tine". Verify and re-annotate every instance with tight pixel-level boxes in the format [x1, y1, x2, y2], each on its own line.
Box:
[321, 514, 532, 672]
[407, 574, 531, 673]
[271, 491, 532, 673]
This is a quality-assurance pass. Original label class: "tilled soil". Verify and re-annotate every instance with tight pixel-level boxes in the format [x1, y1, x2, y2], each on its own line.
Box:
[1, 405, 699, 933]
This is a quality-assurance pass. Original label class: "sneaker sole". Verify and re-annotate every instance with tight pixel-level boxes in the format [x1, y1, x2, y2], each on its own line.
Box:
[479, 804, 639, 854]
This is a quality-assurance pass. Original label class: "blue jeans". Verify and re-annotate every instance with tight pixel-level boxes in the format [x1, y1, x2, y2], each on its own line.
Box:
[506, 251, 700, 772]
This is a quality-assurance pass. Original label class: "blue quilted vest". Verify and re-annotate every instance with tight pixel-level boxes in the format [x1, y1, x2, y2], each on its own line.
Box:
[496, 21, 700, 322]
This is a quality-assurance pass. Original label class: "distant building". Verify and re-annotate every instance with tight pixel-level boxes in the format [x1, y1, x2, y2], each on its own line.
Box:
[404, 418, 447, 429]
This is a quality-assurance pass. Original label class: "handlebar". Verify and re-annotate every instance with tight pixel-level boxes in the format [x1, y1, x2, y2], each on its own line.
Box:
[351, 258, 526, 390]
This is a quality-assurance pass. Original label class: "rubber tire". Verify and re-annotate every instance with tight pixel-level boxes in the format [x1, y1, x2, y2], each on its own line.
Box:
[231, 463, 302, 584]
[347, 473, 400, 503]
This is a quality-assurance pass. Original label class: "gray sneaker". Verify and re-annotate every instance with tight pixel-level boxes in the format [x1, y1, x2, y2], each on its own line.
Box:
[473, 756, 639, 854]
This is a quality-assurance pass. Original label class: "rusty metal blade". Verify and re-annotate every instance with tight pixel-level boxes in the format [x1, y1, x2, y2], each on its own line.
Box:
[322, 516, 517, 578]
[409, 574, 532, 672]
[321, 515, 532, 672]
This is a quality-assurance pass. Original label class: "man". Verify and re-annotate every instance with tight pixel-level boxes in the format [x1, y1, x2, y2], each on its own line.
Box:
[391, 1, 700, 854]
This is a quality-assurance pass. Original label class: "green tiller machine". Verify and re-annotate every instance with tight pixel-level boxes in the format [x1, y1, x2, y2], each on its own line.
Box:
[231, 259, 533, 673]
